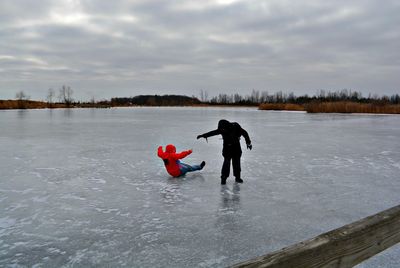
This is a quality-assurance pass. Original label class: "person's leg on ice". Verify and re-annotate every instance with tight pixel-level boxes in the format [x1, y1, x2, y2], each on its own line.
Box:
[232, 155, 243, 183]
[221, 156, 231, 185]
[178, 160, 206, 176]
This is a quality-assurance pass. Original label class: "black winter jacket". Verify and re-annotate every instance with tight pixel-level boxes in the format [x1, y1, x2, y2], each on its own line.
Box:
[200, 120, 251, 156]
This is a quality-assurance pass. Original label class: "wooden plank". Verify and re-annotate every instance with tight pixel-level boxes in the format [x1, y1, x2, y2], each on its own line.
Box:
[232, 205, 400, 268]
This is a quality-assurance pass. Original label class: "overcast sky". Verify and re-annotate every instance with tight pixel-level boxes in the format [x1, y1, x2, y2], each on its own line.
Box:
[1, 0, 399, 101]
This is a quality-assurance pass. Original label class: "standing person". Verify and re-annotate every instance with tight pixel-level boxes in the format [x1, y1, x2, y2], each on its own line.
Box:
[197, 119, 252, 185]
[158, 144, 205, 177]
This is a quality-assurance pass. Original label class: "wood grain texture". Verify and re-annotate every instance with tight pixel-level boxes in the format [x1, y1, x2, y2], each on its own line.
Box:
[232, 205, 400, 268]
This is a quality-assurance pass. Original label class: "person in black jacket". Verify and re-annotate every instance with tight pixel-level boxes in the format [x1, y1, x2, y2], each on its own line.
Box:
[197, 119, 252, 185]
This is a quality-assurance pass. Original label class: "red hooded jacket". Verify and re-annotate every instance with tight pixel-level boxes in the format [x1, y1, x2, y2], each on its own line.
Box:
[157, 144, 192, 177]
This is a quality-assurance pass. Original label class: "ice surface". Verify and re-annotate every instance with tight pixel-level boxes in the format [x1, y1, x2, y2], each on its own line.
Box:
[1, 107, 400, 267]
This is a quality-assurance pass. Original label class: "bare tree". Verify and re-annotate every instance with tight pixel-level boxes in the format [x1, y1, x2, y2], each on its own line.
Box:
[317, 89, 326, 99]
[90, 96, 96, 107]
[274, 91, 283, 103]
[234, 93, 242, 103]
[59, 85, 74, 107]
[199, 89, 209, 103]
[47, 88, 55, 108]
[15, 90, 30, 109]
[251, 89, 260, 103]
[15, 90, 29, 100]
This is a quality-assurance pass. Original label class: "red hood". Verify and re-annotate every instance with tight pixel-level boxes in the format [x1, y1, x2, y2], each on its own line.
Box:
[166, 144, 176, 153]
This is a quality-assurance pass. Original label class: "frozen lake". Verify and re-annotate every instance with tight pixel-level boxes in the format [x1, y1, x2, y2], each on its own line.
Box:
[1, 107, 400, 267]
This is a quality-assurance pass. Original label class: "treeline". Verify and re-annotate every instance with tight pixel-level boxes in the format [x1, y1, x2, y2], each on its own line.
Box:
[110, 95, 201, 106]
[304, 101, 400, 114]
[203, 89, 400, 105]
[253, 89, 400, 114]
[0, 88, 201, 109]
[0, 100, 108, 109]
[0, 100, 48, 109]
[205, 89, 400, 113]
[2, 87, 399, 114]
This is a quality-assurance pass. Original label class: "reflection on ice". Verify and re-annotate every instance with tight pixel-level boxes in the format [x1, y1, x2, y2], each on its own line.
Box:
[217, 184, 242, 233]
[219, 184, 241, 214]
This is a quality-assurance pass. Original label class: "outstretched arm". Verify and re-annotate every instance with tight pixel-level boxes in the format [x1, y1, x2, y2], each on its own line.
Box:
[197, 129, 220, 140]
[176, 149, 192, 159]
[157, 146, 165, 158]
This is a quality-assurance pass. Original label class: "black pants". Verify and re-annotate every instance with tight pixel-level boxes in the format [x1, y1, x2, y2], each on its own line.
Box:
[221, 154, 241, 179]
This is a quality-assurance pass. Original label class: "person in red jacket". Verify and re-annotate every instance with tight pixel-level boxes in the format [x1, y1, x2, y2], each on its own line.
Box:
[158, 144, 206, 177]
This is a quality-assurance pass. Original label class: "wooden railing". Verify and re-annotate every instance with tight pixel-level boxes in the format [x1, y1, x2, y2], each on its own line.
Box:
[231, 204, 400, 268]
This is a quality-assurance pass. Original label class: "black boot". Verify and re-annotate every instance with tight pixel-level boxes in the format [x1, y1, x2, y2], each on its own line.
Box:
[235, 177, 243, 183]
[200, 161, 206, 169]
[221, 176, 227, 185]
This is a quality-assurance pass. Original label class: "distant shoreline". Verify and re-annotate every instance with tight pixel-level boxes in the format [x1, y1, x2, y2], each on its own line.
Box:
[0, 100, 258, 110]
[1, 99, 400, 114]
[259, 102, 400, 114]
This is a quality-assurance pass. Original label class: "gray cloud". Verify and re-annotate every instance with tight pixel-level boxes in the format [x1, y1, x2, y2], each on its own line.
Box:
[0, 0, 399, 100]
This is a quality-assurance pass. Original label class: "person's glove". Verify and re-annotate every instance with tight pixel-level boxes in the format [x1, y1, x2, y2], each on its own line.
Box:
[197, 134, 208, 143]
[247, 143, 252, 150]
